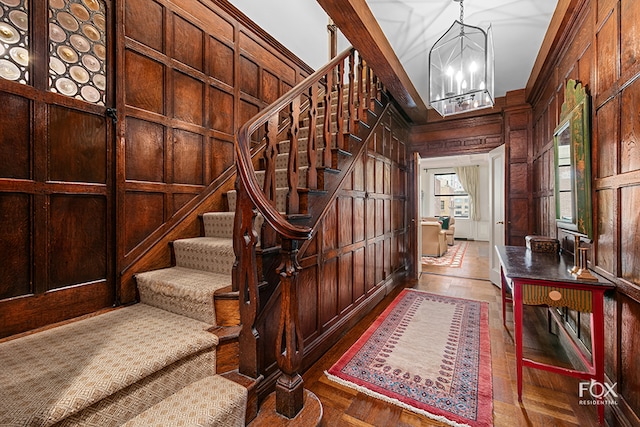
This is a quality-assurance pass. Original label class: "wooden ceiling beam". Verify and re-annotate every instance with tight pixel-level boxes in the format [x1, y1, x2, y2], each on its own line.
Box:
[316, 0, 429, 124]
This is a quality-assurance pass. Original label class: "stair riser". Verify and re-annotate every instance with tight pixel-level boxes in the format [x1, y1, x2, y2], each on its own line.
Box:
[227, 187, 289, 214]
[255, 167, 309, 190]
[202, 212, 264, 240]
[174, 245, 236, 276]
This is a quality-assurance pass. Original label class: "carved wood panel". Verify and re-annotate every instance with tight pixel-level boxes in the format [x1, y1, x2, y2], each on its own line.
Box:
[0, 193, 31, 299]
[620, 294, 640, 412]
[49, 195, 107, 289]
[596, 96, 618, 178]
[0, 92, 30, 179]
[621, 185, 640, 285]
[621, 77, 640, 173]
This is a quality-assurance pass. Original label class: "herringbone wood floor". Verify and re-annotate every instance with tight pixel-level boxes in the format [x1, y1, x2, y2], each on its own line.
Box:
[303, 240, 600, 427]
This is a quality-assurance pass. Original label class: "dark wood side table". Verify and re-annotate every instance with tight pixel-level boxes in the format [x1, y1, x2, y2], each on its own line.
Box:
[496, 245, 615, 426]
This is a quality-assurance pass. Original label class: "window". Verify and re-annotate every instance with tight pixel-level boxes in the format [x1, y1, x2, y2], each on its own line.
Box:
[0, 0, 29, 84]
[0, 0, 106, 104]
[434, 173, 470, 219]
[49, 0, 106, 104]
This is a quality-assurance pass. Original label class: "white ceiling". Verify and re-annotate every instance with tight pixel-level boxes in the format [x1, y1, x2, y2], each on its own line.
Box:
[229, 0, 558, 106]
[366, 0, 558, 102]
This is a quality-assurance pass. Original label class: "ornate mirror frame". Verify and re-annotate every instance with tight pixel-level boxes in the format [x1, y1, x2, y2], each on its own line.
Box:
[553, 79, 592, 238]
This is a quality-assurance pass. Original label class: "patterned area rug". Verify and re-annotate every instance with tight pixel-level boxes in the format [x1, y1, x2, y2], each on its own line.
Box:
[326, 289, 492, 427]
[422, 240, 469, 268]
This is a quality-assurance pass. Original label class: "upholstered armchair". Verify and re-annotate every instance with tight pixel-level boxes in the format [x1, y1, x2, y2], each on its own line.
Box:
[423, 216, 455, 246]
[421, 221, 447, 257]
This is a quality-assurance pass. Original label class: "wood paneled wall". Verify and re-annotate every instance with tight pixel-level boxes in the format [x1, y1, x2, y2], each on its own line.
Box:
[0, 0, 315, 336]
[256, 107, 410, 376]
[504, 101, 534, 246]
[408, 111, 503, 158]
[528, 0, 640, 424]
[118, 0, 313, 285]
[0, 1, 115, 338]
[409, 92, 535, 248]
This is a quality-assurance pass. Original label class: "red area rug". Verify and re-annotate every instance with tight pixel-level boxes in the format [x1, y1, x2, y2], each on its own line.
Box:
[422, 241, 469, 268]
[326, 289, 492, 427]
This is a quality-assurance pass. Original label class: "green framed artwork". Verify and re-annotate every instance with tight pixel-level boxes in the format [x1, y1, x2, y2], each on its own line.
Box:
[553, 79, 592, 238]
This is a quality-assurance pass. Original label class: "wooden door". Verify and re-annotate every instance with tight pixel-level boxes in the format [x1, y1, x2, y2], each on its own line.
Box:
[0, 0, 115, 338]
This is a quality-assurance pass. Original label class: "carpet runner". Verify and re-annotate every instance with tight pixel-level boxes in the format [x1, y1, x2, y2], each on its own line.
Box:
[326, 289, 492, 427]
[422, 240, 469, 268]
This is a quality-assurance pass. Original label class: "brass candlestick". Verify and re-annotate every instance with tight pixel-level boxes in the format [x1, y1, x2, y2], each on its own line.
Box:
[574, 247, 598, 281]
[569, 234, 580, 274]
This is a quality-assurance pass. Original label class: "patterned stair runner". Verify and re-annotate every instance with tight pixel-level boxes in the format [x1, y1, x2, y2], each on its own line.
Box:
[0, 304, 246, 427]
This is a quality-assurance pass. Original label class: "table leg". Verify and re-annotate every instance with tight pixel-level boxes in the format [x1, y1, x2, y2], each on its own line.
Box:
[501, 269, 508, 327]
[591, 290, 606, 426]
[514, 281, 524, 401]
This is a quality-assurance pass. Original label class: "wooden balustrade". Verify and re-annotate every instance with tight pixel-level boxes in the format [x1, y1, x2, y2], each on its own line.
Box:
[234, 47, 384, 418]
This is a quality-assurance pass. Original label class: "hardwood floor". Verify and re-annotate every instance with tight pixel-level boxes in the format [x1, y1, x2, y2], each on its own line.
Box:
[303, 241, 600, 427]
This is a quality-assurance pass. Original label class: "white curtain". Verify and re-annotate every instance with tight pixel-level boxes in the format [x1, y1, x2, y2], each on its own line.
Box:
[454, 166, 480, 221]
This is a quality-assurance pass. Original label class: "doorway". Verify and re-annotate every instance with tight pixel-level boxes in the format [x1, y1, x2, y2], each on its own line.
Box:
[489, 145, 506, 286]
[417, 151, 504, 282]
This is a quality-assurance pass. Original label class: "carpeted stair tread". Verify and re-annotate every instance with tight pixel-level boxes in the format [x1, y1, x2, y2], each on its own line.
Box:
[0, 304, 217, 427]
[136, 266, 231, 324]
[173, 237, 236, 275]
[121, 375, 247, 427]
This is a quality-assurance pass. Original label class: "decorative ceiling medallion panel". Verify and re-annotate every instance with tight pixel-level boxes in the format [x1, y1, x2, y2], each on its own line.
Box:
[48, 0, 106, 105]
[0, 0, 28, 84]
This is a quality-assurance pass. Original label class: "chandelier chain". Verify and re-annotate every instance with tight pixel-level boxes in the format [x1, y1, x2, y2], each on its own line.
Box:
[459, 0, 464, 25]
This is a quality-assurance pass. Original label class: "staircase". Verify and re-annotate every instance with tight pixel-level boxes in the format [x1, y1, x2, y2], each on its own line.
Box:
[0, 48, 385, 427]
[0, 304, 247, 426]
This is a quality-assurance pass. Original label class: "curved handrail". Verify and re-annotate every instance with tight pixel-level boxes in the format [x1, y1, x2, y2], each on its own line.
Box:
[233, 46, 386, 418]
[235, 47, 356, 241]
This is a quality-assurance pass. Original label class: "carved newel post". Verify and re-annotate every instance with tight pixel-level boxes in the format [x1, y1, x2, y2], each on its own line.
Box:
[233, 177, 260, 379]
[275, 238, 305, 418]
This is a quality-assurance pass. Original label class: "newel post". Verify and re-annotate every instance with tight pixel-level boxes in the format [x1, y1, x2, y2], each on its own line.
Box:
[275, 238, 305, 418]
[233, 177, 261, 379]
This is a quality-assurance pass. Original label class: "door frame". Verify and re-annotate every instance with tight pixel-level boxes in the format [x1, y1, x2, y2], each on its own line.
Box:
[489, 144, 506, 286]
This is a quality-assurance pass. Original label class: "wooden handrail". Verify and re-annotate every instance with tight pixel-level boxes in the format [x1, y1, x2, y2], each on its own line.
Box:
[234, 47, 356, 241]
[233, 46, 385, 419]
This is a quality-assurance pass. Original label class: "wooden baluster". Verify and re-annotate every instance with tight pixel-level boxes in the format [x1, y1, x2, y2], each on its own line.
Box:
[287, 98, 300, 215]
[307, 84, 318, 189]
[347, 51, 355, 135]
[261, 115, 278, 248]
[323, 70, 333, 168]
[275, 238, 304, 418]
[336, 58, 344, 150]
[357, 55, 364, 124]
[371, 74, 379, 109]
[232, 177, 260, 378]
[365, 64, 372, 113]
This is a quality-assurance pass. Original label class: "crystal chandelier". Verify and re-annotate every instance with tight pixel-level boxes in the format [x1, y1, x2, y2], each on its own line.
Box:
[429, 0, 494, 117]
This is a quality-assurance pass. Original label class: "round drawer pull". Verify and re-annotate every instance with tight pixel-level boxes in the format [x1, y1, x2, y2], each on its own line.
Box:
[548, 290, 563, 301]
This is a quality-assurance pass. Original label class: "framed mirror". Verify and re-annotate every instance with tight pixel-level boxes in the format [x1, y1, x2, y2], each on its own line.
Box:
[553, 79, 592, 238]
